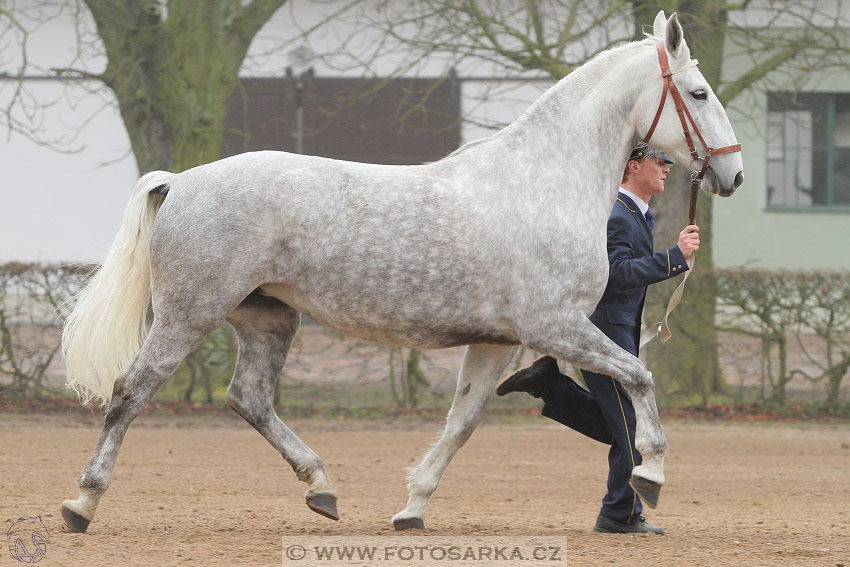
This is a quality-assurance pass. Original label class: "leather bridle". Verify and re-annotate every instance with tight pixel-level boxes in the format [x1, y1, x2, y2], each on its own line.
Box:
[642, 42, 741, 224]
[637, 42, 742, 348]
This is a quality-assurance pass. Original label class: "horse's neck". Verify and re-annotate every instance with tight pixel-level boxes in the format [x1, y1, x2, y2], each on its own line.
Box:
[487, 41, 654, 211]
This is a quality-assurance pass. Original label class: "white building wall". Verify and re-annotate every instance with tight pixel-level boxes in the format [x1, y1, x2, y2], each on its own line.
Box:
[1, 80, 138, 263]
[3, 1, 848, 269]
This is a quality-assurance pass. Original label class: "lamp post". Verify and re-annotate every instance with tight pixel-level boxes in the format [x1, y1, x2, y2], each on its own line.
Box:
[286, 45, 316, 155]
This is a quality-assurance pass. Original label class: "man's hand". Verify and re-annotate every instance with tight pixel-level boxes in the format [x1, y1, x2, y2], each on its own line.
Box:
[678, 225, 700, 259]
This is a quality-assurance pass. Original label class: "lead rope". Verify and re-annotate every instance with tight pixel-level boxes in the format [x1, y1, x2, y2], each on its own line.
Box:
[639, 179, 700, 348]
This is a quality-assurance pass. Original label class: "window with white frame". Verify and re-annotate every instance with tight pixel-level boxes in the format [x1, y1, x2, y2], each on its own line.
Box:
[767, 93, 850, 209]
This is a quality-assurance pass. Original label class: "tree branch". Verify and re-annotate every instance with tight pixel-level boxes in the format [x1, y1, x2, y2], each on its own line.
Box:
[718, 39, 806, 104]
[51, 67, 106, 83]
[230, 0, 290, 42]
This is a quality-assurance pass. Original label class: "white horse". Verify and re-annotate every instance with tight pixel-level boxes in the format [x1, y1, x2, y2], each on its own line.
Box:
[61, 12, 742, 533]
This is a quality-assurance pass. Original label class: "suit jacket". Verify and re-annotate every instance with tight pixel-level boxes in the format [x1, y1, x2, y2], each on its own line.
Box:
[588, 193, 689, 356]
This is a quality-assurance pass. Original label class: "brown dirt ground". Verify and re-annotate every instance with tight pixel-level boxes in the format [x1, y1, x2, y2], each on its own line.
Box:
[1, 413, 849, 567]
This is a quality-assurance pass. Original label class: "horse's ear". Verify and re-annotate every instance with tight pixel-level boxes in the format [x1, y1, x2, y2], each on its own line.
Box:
[665, 12, 687, 58]
[653, 11, 667, 38]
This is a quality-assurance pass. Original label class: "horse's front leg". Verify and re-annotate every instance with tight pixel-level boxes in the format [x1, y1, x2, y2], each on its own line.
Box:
[521, 311, 667, 507]
[392, 344, 518, 530]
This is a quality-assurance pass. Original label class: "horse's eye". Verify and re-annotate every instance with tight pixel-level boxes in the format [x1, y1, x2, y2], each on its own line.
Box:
[691, 88, 707, 100]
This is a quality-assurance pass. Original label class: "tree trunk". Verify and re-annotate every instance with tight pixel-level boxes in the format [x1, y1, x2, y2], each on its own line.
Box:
[825, 354, 850, 407]
[182, 361, 197, 401]
[80, 1, 286, 402]
[632, 1, 730, 402]
[773, 335, 788, 404]
[84, 0, 286, 172]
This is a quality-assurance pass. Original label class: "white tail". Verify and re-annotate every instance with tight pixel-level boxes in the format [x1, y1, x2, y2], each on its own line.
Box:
[62, 171, 175, 405]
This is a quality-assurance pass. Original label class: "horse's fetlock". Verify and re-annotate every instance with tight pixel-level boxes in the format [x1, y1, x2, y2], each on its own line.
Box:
[78, 474, 108, 492]
[408, 473, 438, 497]
[295, 457, 326, 484]
[639, 429, 667, 458]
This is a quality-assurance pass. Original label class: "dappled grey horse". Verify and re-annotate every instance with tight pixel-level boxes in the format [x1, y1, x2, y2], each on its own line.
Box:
[61, 12, 743, 533]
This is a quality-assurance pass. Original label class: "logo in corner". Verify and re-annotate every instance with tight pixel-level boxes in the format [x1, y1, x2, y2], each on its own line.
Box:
[6, 516, 50, 564]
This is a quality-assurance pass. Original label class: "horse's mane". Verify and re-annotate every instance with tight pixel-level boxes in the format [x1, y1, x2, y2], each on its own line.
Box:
[512, 38, 655, 125]
[443, 38, 657, 161]
[443, 136, 492, 160]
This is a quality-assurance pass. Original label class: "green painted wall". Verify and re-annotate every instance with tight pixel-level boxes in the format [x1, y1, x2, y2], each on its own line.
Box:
[713, 42, 850, 270]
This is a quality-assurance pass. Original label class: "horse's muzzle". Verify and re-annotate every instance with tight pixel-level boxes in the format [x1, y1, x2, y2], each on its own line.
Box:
[719, 170, 744, 197]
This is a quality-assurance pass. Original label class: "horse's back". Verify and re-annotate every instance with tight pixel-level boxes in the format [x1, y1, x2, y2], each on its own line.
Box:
[147, 151, 522, 347]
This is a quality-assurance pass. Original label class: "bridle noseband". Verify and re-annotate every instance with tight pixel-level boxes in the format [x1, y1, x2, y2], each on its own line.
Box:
[642, 42, 741, 224]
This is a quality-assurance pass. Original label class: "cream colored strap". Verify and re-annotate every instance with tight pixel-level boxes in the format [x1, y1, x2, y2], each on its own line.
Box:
[670, 59, 699, 74]
[639, 253, 695, 348]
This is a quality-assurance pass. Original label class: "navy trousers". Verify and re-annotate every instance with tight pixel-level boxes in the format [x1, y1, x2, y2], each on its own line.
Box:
[541, 370, 643, 524]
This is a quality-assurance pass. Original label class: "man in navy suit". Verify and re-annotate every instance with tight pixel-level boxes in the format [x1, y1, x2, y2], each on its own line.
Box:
[496, 142, 700, 535]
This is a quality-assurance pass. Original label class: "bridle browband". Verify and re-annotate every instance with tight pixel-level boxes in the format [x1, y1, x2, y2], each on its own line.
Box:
[642, 42, 741, 224]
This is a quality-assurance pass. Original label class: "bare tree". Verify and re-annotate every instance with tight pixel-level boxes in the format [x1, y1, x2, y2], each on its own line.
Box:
[2, 0, 300, 401]
[716, 269, 850, 406]
[2, 0, 298, 171]
[1, 2, 87, 149]
[0, 263, 91, 399]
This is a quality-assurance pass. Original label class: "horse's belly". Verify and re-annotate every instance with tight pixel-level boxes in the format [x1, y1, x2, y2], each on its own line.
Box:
[259, 283, 519, 349]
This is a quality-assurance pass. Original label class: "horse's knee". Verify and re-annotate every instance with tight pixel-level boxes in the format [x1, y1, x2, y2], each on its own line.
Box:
[626, 365, 655, 397]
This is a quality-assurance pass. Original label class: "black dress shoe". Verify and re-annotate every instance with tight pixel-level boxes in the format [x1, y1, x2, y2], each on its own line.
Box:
[495, 355, 560, 399]
[593, 513, 665, 535]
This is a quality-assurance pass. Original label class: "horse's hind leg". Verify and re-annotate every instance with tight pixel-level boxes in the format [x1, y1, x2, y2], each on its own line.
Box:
[61, 317, 222, 532]
[392, 344, 518, 530]
[224, 294, 338, 521]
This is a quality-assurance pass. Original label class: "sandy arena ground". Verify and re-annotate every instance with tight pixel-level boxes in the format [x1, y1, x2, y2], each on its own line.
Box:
[1, 413, 848, 566]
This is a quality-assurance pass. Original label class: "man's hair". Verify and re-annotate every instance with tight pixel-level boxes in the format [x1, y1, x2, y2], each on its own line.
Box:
[622, 142, 650, 182]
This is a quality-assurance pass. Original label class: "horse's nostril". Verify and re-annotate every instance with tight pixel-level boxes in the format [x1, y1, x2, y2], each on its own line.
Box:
[733, 170, 744, 188]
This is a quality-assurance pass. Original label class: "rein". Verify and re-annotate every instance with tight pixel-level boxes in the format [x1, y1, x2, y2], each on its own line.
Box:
[638, 42, 742, 347]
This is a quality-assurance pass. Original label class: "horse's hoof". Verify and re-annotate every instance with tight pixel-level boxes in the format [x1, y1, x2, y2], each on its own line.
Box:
[393, 517, 425, 531]
[61, 504, 91, 533]
[306, 493, 339, 521]
[629, 475, 661, 509]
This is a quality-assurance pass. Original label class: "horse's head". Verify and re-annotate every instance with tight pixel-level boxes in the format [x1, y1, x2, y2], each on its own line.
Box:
[635, 11, 744, 197]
